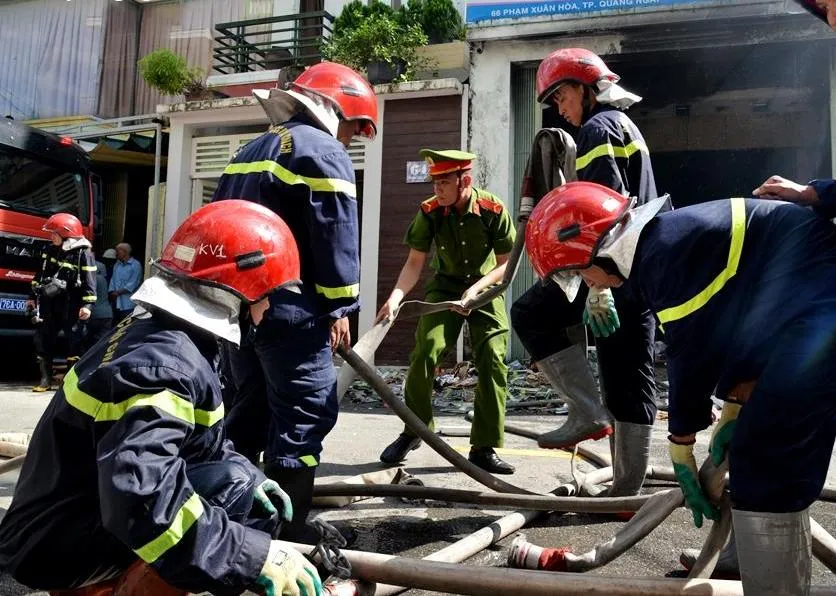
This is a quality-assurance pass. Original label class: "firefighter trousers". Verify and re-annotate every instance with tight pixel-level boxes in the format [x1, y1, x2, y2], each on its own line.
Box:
[729, 308, 836, 512]
[511, 280, 657, 425]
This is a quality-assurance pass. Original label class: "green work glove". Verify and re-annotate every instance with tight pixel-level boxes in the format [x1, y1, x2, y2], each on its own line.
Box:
[257, 540, 322, 596]
[669, 441, 720, 528]
[254, 479, 294, 524]
[710, 401, 742, 467]
[583, 287, 620, 338]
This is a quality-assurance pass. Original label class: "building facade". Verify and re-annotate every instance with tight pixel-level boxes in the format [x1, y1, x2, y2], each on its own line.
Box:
[466, 0, 836, 358]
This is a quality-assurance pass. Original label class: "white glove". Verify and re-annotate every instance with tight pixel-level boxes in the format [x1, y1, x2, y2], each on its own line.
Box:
[256, 540, 322, 596]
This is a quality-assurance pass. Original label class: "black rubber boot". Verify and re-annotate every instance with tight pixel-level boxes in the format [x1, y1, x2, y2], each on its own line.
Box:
[264, 464, 318, 543]
[33, 357, 52, 392]
[264, 464, 357, 547]
[380, 434, 422, 464]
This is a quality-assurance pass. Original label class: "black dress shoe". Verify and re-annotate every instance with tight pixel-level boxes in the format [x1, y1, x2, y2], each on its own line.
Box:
[380, 433, 422, 464]
[468, 447, 515, 475]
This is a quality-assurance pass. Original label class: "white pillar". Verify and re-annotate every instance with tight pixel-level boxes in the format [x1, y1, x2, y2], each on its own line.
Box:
[358, 97, 385, 345]
[469, 45, 513, 201]
[163, 121, 195, 244]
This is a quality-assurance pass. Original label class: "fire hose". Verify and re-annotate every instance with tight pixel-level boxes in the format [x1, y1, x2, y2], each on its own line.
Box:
[290, 539, 836, 596]
[312, 483, 653, 513]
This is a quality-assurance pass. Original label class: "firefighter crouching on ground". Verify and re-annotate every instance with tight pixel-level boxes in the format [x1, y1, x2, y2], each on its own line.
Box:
[510, 48, 659, 498]
[377, 149, 517, 474]
[28, 213, 96, 392]
[525, 181, 836, 593]
[0, 201, 323, 596]
[212, 61, 378, 543]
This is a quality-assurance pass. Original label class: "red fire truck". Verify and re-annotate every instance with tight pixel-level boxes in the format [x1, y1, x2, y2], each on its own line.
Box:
[0, 118, 101, 338]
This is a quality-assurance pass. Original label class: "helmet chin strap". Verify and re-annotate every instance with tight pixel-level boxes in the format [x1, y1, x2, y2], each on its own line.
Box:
[581, 86, 595, 123]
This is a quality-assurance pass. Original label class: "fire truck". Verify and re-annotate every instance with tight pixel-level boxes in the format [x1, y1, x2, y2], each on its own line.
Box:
[0, 118, 101, 338]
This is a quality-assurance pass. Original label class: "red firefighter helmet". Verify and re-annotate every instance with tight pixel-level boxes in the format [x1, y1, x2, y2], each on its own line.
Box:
[156, 200, 301, 304]
[536, 48, 619, 104]
[794, 0, 828, 24]
[292, 61, 379, 140]
[43, 213, 84, 239]
[525, 182, 631, 278]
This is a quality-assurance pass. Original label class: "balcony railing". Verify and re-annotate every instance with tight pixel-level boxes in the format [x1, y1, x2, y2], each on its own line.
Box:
[213, 11, 334, 75]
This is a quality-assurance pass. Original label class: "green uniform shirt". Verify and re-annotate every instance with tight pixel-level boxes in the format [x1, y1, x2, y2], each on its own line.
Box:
[404, 188, 515, 285]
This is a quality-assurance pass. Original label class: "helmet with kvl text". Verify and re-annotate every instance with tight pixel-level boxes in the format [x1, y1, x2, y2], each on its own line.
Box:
[155, 200, 301, 304]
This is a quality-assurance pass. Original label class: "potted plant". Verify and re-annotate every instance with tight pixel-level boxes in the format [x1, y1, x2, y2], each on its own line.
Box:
[401, 0, 466, 45]
[322, 12, 433, 84]
[138, 49, 210, 100]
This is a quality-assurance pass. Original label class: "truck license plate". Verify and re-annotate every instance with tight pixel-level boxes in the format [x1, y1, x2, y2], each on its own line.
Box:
[0, 296, 27, 314]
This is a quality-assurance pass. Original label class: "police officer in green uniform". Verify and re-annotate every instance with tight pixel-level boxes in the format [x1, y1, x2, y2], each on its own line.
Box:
[376, 149, 516, 474]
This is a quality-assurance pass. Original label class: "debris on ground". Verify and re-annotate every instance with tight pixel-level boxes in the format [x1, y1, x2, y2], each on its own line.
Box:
[342, 359, 570, 414]
[342, 344, 672, 418]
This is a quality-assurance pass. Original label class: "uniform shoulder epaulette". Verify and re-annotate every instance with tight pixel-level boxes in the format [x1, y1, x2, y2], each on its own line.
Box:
[476, 194, 504, 215]
[421, 197, 442, 214]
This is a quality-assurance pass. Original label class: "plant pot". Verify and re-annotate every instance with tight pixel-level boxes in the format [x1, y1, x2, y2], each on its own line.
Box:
[185, 88, 222, 102]
[366, 60, 405, 85]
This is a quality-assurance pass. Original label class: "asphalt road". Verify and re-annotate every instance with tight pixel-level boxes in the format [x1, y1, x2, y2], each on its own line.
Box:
[1, 379, 835, 595]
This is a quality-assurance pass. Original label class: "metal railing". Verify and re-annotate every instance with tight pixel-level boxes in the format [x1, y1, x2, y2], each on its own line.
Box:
[213, 11, 335, 74]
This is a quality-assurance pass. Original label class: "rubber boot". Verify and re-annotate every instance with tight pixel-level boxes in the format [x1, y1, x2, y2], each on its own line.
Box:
[535, 345, 613, 449]
[264, 464, 318, 543]
[680, 531, 740, 579]
[33, 357, 52, 392]
[733, 508, 812, 595]
[609, 421, 652, 497]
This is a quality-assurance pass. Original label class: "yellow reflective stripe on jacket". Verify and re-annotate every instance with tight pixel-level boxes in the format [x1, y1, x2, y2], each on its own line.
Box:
[135, 493, 204, 563]
[656, 198, 746, 326]
[82, 296, 97, 303]
[299, 455, 318, 467]
[315, 283, 359, 300]
[81, 265, 98, 272]
[63, 368, 224, 426]
[576, 139, 649, 171]
[223, 160, 357, 198]
[58, 261, 77, 270]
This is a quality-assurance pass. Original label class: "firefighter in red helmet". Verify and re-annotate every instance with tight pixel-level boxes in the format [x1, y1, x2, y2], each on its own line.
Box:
[0, 200, 323, 596]
[525, 181, 836, 595]
[213, 61, 378, 544]
[27, 212, 97, 392]
[510, 48, 661, 501]
[677, 0, 836, 578]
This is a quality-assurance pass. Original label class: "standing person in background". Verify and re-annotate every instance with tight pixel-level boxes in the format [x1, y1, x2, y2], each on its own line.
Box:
[28, 213, 96, 391]
[85, 258, 113, 351]
[101, 247, 117, 283]
[108, 243, 142, 324]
